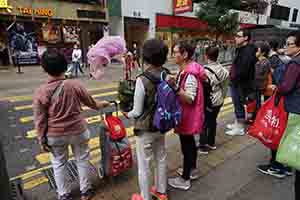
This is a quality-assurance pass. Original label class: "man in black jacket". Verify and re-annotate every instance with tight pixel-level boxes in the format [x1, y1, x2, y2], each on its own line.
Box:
[226, 29, 256, 136]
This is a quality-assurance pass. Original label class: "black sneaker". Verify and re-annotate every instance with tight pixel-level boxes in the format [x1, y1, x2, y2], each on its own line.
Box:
[267, 167, 286, 179]
[198, 145, 209, 155]
[283, 167, 293, 176]
[59, 193, 72, 200]
[80, 188, 95, 200]
[257, 164, 271, 175]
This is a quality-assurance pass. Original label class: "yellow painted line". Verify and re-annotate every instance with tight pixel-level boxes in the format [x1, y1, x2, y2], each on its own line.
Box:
[1, 83, 118, 103]
[26, 111, 123, 139]
[13, 105, 231, 189]
[35, 127, 134, 165]
[15, 90, 118, 113]
[23, 176, 49, 190]
[223, 97, 232, 106]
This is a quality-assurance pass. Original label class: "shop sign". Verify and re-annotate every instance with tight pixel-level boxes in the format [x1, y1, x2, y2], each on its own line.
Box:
[0, 0, 12, 13]
[237, 10, 257, 24]
[18, 7, 54, 17]
[173, 0, 193, 14]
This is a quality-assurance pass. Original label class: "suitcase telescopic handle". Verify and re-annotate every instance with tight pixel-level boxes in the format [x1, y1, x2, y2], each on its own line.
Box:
[109, 101, 119, 116]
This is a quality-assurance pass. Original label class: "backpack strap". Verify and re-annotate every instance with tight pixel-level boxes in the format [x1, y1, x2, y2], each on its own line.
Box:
[204, 66, 221, 81]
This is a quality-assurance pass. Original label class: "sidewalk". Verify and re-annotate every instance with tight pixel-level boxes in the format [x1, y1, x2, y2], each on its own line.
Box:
[90, 126, 293, 200]
[88, 117, 259, 200]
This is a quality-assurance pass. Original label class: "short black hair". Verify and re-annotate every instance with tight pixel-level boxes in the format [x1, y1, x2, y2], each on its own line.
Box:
[142, 39, 168, 66]
[255, 41, 271, 56]
[41, 49, 68, 76]
[269, 39, 279, 51]
[287, 30, 300, 47]
[205, 46, 219, 61]
[176, 41, 195, 60]
[239, 29, 252, 41]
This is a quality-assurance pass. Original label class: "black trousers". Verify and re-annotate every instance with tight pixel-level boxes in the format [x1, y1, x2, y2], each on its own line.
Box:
[296, 170, 300, 200]
[200, 105, 222, 146]
[179, 134, 197, 180]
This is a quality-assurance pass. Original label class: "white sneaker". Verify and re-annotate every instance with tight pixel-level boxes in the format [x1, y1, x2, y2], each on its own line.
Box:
[226, 121, 238, 130]
[225, 127, 245, 136]
[168, 177, 191, 190]
[176, 168, 199, 180]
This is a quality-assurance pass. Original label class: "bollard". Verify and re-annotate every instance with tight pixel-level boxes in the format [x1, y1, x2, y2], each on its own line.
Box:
[0, 141, 11, 200]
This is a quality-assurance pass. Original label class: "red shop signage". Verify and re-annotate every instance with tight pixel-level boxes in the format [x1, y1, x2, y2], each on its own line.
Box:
[173, 0, 193, 14]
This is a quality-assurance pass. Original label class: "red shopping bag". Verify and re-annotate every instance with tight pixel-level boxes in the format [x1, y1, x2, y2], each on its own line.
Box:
[247, 93, 288, 150]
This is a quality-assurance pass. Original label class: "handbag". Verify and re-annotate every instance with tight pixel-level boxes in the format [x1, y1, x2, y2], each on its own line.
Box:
[41, 80, 65, 152]
[276, 113, 300, 170]
[247, 92, 288, 150]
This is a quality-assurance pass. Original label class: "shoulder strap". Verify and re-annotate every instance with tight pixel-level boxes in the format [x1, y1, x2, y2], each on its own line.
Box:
[205, 66, 220, 81]
[43, 80, 65, 138]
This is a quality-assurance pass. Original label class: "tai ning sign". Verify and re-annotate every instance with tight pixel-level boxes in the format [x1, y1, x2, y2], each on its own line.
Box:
[0, 0, 12, 13]
[173, 0, 193, 14]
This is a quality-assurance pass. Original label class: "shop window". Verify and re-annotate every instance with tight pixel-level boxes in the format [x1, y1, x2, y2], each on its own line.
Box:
[292, 9, 299, 22]
[77, 10, 106, 19]
[270, 5, 291, 21]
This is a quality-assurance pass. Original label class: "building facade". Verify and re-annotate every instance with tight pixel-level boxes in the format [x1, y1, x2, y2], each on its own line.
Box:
[108, 0, 208, 54]
[0, 0, 108, 65]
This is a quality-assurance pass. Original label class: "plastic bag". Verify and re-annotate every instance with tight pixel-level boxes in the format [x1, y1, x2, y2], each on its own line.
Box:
[276, 113, 300, 170]
[247, 93, 288, 150]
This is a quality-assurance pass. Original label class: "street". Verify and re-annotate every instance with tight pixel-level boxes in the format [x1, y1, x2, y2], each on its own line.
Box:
[0, 64, 295, 200]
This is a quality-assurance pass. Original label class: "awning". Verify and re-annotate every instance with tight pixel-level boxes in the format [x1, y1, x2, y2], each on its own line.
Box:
[156, 14, 208, 31]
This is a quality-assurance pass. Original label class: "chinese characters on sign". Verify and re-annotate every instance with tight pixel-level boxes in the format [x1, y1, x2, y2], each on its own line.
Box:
[18, 7, 54, 17]
[0, 0, 12, 13]
[173, 0, 193, 14]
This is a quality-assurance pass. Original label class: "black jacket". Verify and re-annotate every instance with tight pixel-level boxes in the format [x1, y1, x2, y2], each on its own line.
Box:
[231, 43, 256, 85]
[230, 43, 257, 102]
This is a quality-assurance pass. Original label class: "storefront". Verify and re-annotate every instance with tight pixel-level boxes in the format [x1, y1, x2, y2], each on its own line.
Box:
[155, 14, 209, 55]
[0, 0, 108, 65]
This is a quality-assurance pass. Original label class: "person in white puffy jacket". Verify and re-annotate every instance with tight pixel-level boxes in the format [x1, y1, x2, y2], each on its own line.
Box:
[198, 46, 229, 154]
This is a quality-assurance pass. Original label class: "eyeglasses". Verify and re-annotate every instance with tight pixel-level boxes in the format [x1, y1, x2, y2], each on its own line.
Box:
[286, 42, 296, 47]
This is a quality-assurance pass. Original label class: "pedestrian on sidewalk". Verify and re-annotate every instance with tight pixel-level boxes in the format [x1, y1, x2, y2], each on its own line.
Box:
[258, 31, 300, 183]
[123, 39, 169, 200]
[275, 30, 300, 199]
[256, 39, 292, 178]
[253, 41, 272, 110]
[33, 49, 110, 200]
[198, 46, 229, 154]
[168, 41, 206, 191]
[226, 30, 256, 136]
[72, 44, 84, 77]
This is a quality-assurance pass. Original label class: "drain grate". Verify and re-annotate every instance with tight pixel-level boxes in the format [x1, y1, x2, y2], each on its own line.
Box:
[42, 160, 95, 190]
[10, 178, 25, 200]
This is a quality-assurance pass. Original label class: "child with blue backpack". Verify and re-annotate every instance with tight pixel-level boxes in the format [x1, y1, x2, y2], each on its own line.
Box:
[123, 39, 170, 200]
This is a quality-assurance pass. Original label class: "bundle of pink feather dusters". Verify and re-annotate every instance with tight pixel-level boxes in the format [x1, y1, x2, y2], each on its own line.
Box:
[87, 36, 127, 80]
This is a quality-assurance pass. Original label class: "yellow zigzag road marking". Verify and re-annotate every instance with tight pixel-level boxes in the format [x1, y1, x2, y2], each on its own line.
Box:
[16, 91, 118, 115]
[16, 106, 235, 182]
[35, 127, 134, 165]
[1, 83, 118, 103]
[26, 111, 122, 139]
[16, 107, 235, 190]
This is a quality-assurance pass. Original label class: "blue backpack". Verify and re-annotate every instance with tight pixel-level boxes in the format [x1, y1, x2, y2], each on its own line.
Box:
[143, 71, 182, 134]
[272, 56, 287, 85]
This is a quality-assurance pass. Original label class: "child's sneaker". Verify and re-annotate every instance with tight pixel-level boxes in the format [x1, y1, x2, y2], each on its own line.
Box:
[150, 187, 168, 200]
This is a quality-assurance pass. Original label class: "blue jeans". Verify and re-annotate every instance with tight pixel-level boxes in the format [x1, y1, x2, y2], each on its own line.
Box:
[230, 84, 245, 120]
